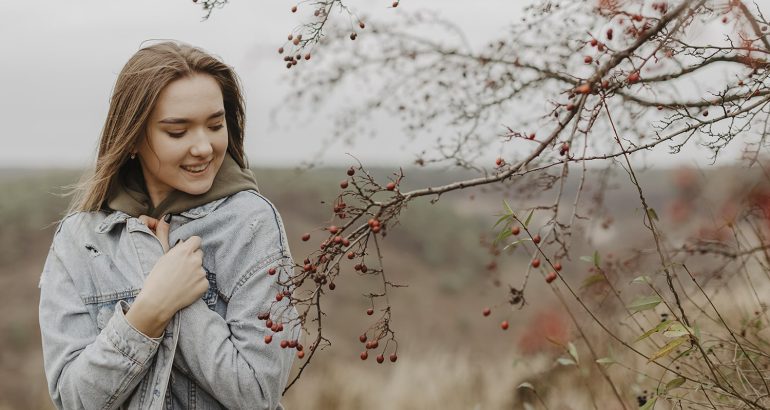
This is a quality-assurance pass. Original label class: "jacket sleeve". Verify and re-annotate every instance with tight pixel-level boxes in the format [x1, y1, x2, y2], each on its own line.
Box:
[173, 200, 299, 410]
[38, 241, 164, 410]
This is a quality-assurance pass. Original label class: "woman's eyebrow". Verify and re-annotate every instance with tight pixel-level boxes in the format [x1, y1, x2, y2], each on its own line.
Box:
[158, 109, 225, 124]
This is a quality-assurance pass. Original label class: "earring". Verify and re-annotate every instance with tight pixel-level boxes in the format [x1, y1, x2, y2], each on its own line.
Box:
[130, 152, 136, 160]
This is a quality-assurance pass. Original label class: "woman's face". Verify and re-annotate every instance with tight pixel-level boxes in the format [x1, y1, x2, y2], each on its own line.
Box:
[134, 73, 229, 207]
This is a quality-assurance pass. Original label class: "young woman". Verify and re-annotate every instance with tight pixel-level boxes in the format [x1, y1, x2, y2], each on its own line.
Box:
[38, 41, 299, 409]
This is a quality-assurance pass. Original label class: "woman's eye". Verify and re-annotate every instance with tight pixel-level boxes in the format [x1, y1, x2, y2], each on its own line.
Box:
[210, 124, 224, 131]
[167, 131, 186, 137]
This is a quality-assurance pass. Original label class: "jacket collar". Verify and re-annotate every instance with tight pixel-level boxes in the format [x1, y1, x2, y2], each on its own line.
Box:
[94, 196, 230, 234]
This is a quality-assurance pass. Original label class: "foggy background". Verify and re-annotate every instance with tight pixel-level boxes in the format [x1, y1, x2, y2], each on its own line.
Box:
[0, 0, 755, 170]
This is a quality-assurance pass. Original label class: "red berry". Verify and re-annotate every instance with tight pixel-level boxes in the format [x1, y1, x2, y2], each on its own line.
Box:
[501, 320, 509, 330]
[372, 226, 381, 233]
[328, 225, 339, 234]
[328, 282, 336, 290]
[528, 133, 536, 140]
[606, 28, 613, 40]
[291, 5, 297, 12]
[533, 234, 541, 244]
[340, 180, 349, 189]
[386, 182, 396, 191]
[370, 340, 379, 349]
[366, 308, 374, 316]
[583, 56, 593, 64]
[268, 267, 277, 276]
[347, 167, 355, 176]
[483, 307, 491, 316]
[350, 32, 357, 40]
[390, 353, 398, 362]
[546, 271, 558, 283]
[264, 335, 273, 344]
[360, 351, 368, 360]
[532, 258, 541, 268]
[359, 334, 367, 343]
[495, 157, 503, 166]
[376, 354, 385, 363]
[511, 226, 520, 235]
[392, 1, 398, 7]
[278, 47, 284, 54]
[266, 319, 273, 328]
[302, 233, 310, 241]
[276, 292, 283, 302]
[280, 340, 289, 348]
[554, 262, 562, 271]
[297, 350, 305, 359]
[590, 38, 598, 47]
[289, 339, 298, 348]
[359, 21, 365, 29]
[628, 71, 640, 84]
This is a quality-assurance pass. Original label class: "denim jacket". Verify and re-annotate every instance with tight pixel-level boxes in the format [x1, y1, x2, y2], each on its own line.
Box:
[38, 189, 299, 409]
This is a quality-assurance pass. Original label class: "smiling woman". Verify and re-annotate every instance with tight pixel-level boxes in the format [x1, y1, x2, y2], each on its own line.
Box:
[135, 74, 229, 207]
[38, 41, 299, 410]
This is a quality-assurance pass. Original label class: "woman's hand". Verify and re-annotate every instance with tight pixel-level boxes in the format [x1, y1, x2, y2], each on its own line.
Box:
[127, 214, 209, 334]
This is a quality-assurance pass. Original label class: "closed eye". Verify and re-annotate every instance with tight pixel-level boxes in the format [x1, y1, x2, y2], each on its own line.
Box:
[166, 124, 225, 138]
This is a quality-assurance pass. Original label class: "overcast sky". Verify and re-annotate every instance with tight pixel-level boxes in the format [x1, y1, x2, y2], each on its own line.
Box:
[0, 1, 762, 170]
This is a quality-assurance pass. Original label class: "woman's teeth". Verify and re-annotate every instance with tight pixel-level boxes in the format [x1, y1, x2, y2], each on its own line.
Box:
[181, 162, 210, 173]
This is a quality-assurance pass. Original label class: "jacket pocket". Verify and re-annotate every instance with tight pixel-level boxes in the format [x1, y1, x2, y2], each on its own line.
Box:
[84, 290, 141, 332]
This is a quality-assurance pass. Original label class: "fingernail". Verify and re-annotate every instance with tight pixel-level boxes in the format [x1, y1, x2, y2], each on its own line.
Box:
[163, 214, 172, 223]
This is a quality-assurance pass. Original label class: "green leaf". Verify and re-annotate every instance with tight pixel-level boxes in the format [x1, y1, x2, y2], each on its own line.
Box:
[595, 357, 615, 365]
[639, 397, 657, 410]
[628, 295, 662, 313]
[494, 226, 513, 245]
[648, 336, 688, 362]
[580, 255, 594, 263]
[662, 322, 692, 338]
[647, 207, 659, 222]
[635, 320, 675, 343]
[492, 213, 511, 229]
[593, 250, 600, 267]
[556, 357, 576, 366]
[503, 200, 514, 215]
[502, 238, 531, 250]
[567, 342, 579, 365]
[524, 209, 534, 227]
[663, 376, 686, 393]
[631, 275, 651, 285]
[581, 273, 606, 289]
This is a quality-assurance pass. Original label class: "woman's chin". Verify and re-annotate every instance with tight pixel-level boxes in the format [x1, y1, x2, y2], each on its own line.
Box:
[176, 177, 215, 195]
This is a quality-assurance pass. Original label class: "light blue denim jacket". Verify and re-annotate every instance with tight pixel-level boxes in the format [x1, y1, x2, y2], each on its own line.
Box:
[38, 189, 299, 409]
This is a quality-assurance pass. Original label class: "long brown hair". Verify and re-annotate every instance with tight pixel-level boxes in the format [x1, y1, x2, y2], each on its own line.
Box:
[59, 40, 248, 222]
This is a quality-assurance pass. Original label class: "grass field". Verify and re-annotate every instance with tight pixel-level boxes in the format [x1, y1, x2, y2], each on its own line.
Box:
[3, 164, 768, 409]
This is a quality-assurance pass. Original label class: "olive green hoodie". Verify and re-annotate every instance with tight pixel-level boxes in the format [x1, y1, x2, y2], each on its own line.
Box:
[104, 151, 260, 219]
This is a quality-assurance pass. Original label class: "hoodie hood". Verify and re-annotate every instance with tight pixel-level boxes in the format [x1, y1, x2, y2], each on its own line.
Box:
[103, 151, 259, 220]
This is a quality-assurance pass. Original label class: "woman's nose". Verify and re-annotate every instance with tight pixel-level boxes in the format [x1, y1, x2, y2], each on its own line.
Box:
[190, 129, 214, 157]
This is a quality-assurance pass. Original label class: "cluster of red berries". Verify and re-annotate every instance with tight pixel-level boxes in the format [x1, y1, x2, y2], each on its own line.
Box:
[588, 37, 606, 52]
[358, 333, 397, 363]
[257, 312, 305, 358]
[368, 218, 382, 234]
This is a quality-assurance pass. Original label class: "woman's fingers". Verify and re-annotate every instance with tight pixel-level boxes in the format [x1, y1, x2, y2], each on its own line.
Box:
[138, 215, 157, 230]
[156, 214, 171, 253]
